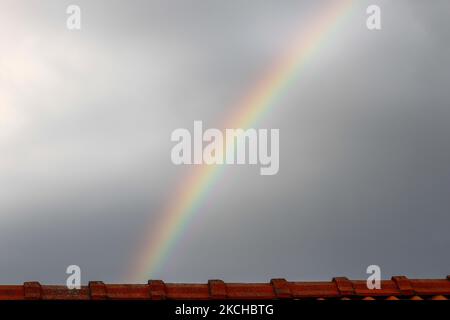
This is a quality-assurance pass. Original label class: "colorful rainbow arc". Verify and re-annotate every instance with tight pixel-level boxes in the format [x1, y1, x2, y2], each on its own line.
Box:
[129, 0, 355, 281]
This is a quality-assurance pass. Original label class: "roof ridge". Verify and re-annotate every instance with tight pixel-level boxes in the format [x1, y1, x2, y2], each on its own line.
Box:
[0, 276, 448, 300]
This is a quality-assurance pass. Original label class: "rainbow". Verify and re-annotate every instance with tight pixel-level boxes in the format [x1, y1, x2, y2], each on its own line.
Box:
[129, 0, 355, 281]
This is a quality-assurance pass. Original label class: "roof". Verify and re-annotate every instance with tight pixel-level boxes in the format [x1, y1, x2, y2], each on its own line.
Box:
[0, 276, 449, 300]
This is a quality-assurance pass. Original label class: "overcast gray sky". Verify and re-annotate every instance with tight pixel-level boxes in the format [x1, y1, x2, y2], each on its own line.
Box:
[0, 0, 449, 284]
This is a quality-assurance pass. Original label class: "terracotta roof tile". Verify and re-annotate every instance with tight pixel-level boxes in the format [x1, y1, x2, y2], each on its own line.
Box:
[270, 278, 292, 299]
[290, 281, 339, 298]
[431, 295, 447, 300]
[392, 276, 415, 296]
[166, 283, 209, 300]
[333, 277, 355, 296]
[24, 282, 42, 300]
[148, 280, 166, 300]
[0, 276, 448, 300]
[0, 286, 23, 300]
[208, 280, 227, 299]
[226, 283, 275, 299]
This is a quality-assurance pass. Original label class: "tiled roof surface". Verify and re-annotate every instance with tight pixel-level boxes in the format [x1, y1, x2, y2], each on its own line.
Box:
[0, 276, 449, 300]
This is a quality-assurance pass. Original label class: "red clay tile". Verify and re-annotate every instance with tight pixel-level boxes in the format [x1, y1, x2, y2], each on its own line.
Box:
[208, 280, 227, 299]
[333, 277, 355, 296]
[24, 282, 42, 300]
[148, 280, 167, 300]
[271, 278, 292, 299]
[431, 295, 447, 300]
[392, 276, 415, 296]
[0, 277, 448, 300]
[89, 281, 107, 300]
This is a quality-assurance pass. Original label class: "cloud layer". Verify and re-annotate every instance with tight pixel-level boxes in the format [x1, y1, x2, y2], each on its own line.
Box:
[0, 0, 449, 283]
